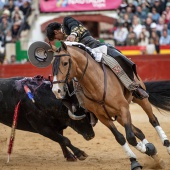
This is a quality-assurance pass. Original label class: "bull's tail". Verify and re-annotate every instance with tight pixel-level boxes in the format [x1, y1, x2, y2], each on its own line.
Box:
[144, 81, 170, 111]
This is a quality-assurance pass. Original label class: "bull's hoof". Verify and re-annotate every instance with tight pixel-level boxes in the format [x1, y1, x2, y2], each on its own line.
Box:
[66, 154, 77, 161]
[131, 160, 142, 170]
[145, 143, 157, 156]
[66, 157, 77, 161]
[76, 151, 88, 160]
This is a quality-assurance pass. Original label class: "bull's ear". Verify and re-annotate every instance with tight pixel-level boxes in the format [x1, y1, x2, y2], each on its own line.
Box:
[61, 41, 67, 50]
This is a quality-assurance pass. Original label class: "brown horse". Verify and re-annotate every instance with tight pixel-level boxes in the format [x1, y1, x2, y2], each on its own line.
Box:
[52, 42, 170, 170]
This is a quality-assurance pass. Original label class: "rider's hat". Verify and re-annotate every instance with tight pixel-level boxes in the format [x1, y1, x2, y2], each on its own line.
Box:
[27, 41, 53, 68]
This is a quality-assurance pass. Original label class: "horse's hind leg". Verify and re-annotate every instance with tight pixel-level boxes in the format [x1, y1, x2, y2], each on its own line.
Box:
[133, 97, 170, 154]
[97, 114, 142, 170]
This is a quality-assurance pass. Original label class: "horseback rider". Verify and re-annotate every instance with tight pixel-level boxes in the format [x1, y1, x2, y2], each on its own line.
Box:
[45, 16, 149, 100]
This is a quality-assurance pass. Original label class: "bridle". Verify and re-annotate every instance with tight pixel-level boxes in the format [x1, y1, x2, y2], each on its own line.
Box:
[52, 48, 89, 96]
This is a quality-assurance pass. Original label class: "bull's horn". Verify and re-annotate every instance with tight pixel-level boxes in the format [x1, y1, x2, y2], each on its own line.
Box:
[68, 110, 86, 120]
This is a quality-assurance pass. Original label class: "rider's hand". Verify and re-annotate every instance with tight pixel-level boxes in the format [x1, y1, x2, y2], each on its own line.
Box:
[48, 44, 57, 52]
[66, 34, 76, 42]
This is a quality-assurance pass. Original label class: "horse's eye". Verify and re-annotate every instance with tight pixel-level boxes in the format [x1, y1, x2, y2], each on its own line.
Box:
[63, 62, 68, 66]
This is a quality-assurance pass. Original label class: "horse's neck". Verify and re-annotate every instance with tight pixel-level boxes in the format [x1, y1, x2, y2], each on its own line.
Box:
[71, 48, 104, 96]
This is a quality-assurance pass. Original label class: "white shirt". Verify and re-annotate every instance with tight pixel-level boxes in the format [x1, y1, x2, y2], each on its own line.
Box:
[133, 24, 143, 38]
[114, 27, 128, 42]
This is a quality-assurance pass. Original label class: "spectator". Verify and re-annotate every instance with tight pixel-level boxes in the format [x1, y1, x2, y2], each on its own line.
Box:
[145, 16, 153, 33]
[150, 22, 161, 37]
[0, 17, 12, 46]
[15, 0, 24, 7]
[126, 6, 134, 22]
[8, 0, 15, 15]
[19, 0, 31, 16]
[138, 32, 149, 46]
[113, 22, 128, 46]
[11, 6, 24, 20]
[157, 17, 165, 34]
[128, 25, 134, 34]
[165, 23, 170, 35]
[5, 30, 12, 44]
[11, 23, 20, 42]
[0, 9, 11, 22]
[146, 38, 156, 54]
[150, 30, 160, 53]
[127, 0, 136, 13]
[138, 32, 149, 54]
[10, 54, 17, 64]
[126, 31, 138, 45]
[122, 13, 132, 30]
[132, 16, 142, 38]
[141, 1, 150, 19]
[135, 6, 146, 24]
[119, 0, 128, 15]
[12, 13, 22, 26]
[141, 25, 150, 38]
[151, 7, 160, 23]
[0, 1, 5, 10]
[152, 0, 164, 15]
[159, 29, 170, 45]
[164, 3, 170, 23]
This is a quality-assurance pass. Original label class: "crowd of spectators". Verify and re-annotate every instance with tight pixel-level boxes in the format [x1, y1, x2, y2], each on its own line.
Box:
[112, 0, 170, 54]
[0, 0, 32, 64]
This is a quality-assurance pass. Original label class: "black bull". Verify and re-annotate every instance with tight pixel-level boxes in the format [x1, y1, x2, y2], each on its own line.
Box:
[0, 76, 95, 161]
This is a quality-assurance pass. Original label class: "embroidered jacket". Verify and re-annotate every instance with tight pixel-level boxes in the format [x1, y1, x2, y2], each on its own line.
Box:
[63, 16, 91, 42]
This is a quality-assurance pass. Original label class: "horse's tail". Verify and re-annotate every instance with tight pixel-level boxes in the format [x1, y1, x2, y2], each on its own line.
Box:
[144, 80, 170, 111]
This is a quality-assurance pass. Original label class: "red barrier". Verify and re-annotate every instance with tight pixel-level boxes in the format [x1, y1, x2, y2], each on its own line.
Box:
[0, 63, 52, 79]
[130, 55, 170, 81]
[0, 55, 170, 81]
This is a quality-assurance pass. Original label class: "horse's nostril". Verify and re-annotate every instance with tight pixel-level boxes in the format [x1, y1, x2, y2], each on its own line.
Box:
[58, 89, 61, 93]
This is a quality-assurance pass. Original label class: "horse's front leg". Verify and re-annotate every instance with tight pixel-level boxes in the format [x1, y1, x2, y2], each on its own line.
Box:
[96, 114, 142, 170]
[120, 104, 158, 154]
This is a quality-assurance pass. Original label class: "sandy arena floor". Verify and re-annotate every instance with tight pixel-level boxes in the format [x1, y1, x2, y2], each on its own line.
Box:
[0, 103, 170, 170]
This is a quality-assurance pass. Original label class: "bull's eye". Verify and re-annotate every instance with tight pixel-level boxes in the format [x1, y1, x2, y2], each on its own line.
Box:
[63, 62, 68, 66]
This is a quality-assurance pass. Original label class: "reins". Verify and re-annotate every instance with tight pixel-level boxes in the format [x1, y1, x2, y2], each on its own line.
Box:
[82, 59, 116, 121]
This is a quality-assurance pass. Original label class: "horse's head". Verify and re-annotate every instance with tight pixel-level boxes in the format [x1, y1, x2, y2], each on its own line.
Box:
[52, 42, 75, 99]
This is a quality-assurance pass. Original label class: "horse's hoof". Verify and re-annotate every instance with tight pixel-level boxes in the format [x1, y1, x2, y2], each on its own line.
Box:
[145, 143, 157, 156]
[76, 151, 88, 160]
[131, 160, 142, 170]
[152, 154, 165, 169]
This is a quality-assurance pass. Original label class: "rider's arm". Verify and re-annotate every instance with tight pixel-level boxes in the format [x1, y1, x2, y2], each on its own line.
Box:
[63, 16, 88, 42]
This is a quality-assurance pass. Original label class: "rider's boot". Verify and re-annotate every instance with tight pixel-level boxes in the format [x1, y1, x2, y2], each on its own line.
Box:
[129, 82, 149, 100]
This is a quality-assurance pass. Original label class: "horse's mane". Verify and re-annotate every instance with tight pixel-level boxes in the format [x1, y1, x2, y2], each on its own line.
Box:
[65, 42, 96, 60]
[53, 42, 96, 76]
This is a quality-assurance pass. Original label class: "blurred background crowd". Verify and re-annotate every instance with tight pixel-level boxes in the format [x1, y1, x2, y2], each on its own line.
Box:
[0, 0, 170, 64]
[110, 0, 170, 54]
[0, 0, 32, 64]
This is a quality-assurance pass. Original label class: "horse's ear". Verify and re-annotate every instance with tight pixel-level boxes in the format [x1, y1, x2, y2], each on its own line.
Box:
[61, 41, 67, 50]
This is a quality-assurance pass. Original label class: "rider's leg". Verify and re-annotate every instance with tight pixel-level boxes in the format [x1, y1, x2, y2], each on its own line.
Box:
[102, 54, 149, 100]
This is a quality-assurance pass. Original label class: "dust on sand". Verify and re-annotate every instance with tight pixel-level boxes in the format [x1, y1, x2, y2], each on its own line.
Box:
[0, 103, 170, 170]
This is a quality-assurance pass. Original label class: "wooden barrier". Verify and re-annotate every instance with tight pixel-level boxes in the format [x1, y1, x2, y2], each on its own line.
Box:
[0, 54, 170, 81]
[0, 63, 52, 79]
